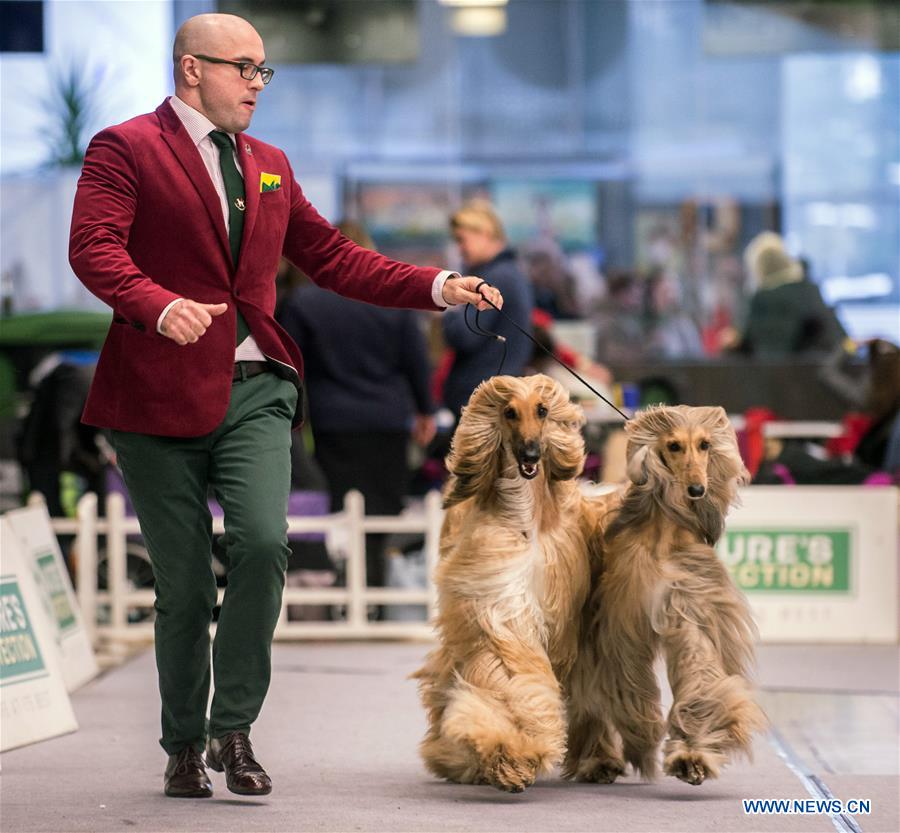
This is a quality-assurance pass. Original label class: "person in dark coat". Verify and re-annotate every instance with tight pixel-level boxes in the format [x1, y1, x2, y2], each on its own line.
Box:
[441, 200, 535, 418]
[277, 221, 436, 594]
[736, 232, 845, 358]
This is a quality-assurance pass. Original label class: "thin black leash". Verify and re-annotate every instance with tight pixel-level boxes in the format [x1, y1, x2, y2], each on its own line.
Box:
[464, 302, 508, 371]
[464, 281, 631, 422]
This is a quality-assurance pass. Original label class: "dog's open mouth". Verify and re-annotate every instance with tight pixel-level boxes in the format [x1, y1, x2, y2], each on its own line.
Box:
[518, 461, 539, 479]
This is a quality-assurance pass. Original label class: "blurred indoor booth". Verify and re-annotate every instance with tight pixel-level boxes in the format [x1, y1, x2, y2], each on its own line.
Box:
[0, 7, 897, 828]
[0, 0, 897, 634]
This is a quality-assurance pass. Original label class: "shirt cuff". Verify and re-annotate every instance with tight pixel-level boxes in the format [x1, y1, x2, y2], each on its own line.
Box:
[156, 298, 185, 334]
[432, 270, 460, 308]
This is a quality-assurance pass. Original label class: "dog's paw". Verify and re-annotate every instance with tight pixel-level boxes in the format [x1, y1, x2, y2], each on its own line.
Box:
[562, 755, 625, 784]
[575, 758, 625, 784]
[664, 750, 713, 786]
[483, 750, 538, 793]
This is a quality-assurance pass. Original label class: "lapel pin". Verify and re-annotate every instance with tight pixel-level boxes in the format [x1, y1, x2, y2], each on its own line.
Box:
[244, 143, 252, 155]
[235, 197, 246, 211]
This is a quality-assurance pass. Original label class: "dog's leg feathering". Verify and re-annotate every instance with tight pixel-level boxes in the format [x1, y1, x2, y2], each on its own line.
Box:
[436, 648, 567, 792]
[660, 602, 767, 785]
[561, 653, 626, 783]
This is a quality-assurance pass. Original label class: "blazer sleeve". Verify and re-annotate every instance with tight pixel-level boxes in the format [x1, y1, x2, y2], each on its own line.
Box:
[279, 154, 441, 313]
[69, 128, 181, 334]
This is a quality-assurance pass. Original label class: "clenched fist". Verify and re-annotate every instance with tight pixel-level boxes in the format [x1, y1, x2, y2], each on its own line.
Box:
[160, 299, 228, 346]
[441, 276, 504, 311]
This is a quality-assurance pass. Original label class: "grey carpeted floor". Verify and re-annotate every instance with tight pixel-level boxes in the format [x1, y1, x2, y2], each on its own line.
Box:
[1, 642, 897, 833]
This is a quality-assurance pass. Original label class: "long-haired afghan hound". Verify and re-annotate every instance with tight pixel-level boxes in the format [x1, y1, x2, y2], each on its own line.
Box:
[413, 374, 605, 793]
[566, 405, 766, 786]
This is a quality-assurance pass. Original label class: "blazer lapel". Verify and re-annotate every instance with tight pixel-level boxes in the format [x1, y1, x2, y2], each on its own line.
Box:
[156, 102, 231, 263]
[236, 134, 260, 266]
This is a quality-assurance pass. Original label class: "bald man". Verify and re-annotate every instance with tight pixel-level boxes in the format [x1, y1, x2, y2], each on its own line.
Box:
[70, 13, 503, 799]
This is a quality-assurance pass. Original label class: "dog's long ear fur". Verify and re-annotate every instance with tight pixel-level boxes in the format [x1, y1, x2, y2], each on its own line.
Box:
[533, 374, 587, 481]
[607, 407, 681, 542]
[700, 405, 750, 508]
[442, 378, 506, 508]
[626, 444, 650, 485]
[623, 406, 678, 489]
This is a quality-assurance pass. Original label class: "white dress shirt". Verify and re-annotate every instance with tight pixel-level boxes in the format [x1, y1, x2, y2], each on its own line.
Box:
[160, 95, 455, 361]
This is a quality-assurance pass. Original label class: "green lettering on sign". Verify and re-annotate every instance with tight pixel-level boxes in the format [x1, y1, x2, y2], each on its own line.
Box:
[717, 529, 851, 592]
[0, 580, 46, 680]
[35, 553, 76, 632]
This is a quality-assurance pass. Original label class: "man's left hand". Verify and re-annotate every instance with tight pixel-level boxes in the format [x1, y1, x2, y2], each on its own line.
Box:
[442, 276, 504, 311]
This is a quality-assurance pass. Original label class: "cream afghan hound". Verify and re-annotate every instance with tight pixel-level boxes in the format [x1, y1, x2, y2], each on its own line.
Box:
[566, 405, 766, 786]
[413, 374, 604, 793]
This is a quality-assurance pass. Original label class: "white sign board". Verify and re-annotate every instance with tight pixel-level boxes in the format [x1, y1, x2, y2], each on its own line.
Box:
[4, 506, 98, 691]
[1, 518, 78, 752]
[718, 486, 899, 643]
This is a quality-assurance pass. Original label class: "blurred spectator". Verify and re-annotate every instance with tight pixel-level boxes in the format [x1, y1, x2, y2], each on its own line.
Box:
[522, 238, 580, 320]
[441, 200, 534, 418]
[754, 339, 899, 485]
[735, 232, 845, 358]
[753, 438, 876, 486]
[593, 269, 646, 364]
[17, 353, 106, 518]
[17, 352, 107, 575]
[277, 220, 436, 597]
[567, 248, 606, 314]
[528, 309, 613, 404]
[274, 256, 309, 317]
[642, 268, 704, 359]
[701, 255, 746, 355]
[820, 338, 900, 475]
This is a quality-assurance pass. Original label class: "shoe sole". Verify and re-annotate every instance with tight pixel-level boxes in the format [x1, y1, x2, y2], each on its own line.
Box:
[226, 783, 272, 796]
[207, 754, 271, 795]
[164, 788, 213, 798]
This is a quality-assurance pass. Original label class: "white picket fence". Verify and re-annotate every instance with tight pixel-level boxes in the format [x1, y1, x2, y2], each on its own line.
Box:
[37, 489, 444, 651]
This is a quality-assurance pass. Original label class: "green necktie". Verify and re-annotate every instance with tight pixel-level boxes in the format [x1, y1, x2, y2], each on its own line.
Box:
[209, 130, 251, 345]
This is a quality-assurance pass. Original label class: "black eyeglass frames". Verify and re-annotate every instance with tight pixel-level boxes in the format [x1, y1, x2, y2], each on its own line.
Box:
[193, 54, 274, 85]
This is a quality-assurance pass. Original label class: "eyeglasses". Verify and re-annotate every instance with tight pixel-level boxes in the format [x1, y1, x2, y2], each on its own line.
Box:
[193, 54, 275, 85]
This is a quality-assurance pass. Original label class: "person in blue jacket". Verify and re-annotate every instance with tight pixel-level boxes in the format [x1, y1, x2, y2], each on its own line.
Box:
[441, 201, 535, 418]
[278, 220, 436, 596]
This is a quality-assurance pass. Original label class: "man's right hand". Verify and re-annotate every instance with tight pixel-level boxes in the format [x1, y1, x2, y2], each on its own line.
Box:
[160, 300, 228, 345]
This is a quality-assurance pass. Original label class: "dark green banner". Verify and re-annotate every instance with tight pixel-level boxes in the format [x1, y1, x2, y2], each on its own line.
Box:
[717, 529, 851, 592]
[0, 580, 46, 680]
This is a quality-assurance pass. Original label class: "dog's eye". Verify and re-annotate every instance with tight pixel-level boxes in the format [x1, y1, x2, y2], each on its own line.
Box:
[503, 406, 517, 420]
[536, 404, 548, 419]
[667, 441, 682, 453]
[699, 440, 710, 451]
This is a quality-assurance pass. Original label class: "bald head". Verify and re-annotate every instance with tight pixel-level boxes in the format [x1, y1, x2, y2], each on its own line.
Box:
[173, 14, 262, 82]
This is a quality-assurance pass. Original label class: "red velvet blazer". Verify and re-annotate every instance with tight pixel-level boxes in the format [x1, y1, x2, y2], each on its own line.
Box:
[69, 98, 441, 437]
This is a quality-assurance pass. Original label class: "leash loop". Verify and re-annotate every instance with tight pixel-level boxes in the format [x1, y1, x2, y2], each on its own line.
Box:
[462, 283, 630, 422]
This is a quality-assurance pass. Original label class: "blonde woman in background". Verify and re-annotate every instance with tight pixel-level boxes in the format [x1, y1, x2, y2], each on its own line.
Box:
[441, 201, 535, 419]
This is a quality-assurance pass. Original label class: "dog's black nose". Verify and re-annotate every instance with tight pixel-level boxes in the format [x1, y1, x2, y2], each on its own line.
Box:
[688, 484, 705, 498]
[520, 444, 540, 464]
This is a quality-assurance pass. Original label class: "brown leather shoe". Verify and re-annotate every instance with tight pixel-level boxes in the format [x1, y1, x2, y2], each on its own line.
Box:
[206, 732, 272, 796]
[164, 746, 212, 798]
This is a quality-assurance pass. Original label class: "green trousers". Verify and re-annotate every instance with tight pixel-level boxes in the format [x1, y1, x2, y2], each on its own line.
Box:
[112, 371, 297, 755]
